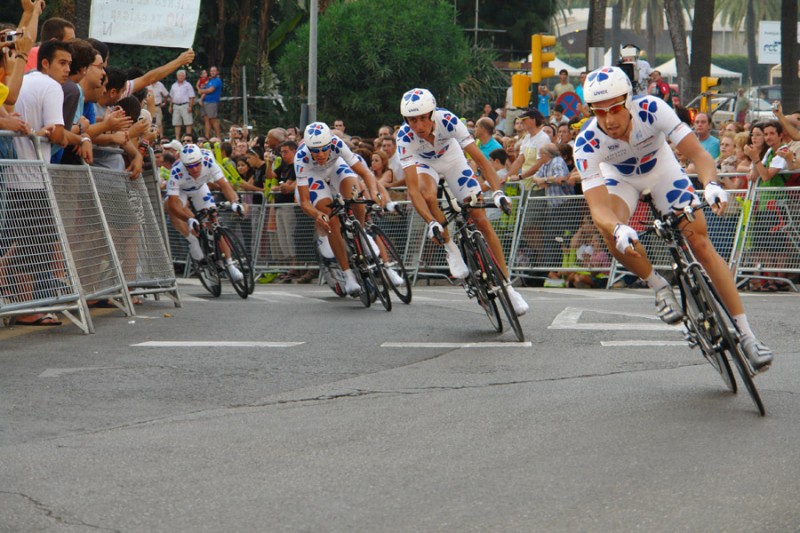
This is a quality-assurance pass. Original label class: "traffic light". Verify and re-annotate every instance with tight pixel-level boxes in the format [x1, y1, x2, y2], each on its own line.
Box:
[700, 76, 719, 113]
[511, 73, 532, 109]
[531, 34, 557, 83]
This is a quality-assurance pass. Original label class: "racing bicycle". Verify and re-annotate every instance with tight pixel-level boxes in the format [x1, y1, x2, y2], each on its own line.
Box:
[433, 188, 524, 342]
[326, 194, 393, 311]
[640, 192, 764, 415]
[191, 204, 255, 299]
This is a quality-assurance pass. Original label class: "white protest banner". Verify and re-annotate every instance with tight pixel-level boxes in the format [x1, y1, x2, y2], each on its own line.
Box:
[89, 0, 201, 49]
[758, 20, 800, 65]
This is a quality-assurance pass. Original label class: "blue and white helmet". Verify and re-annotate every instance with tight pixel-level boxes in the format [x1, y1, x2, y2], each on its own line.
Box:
[304, 122, 332, 149]
[584, 66, 633, 110]
[180, 143, 203, 166]
[401, 88, 436, 117]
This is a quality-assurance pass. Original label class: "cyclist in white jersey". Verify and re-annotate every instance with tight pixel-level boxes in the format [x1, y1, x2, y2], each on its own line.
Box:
[166, 143, 247, 282]
[575, 66, 772, 372]
[295, 121, 384, 296]
[396, 88, 528, 316]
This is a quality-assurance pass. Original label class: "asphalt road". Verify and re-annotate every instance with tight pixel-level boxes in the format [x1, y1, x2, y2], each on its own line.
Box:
[1, 280, 799, 532]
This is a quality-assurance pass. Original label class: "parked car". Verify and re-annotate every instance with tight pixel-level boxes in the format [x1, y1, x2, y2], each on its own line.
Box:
[748, 85, 781, 103]
[685, 93, 774, 125]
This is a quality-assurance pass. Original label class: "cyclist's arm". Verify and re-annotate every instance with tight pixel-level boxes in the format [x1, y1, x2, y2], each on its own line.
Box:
[463, 143, 502, 191]
[296, 184, 330, 231]
[352, 159, 381, 202]
[214, 177, 241, 207]
[675, 131, 718, 187]
[582, 184, 635, 250]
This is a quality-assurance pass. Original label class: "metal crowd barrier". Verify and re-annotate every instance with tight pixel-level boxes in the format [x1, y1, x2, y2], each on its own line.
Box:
[90, 147, 181, 306]
[0, 134, 92, 333]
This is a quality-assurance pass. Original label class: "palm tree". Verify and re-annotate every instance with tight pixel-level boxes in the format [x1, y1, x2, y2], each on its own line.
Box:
[585, 0, 608, 68]
[664, 0, 690, 103]
[688, 0, 715, 97]
[716, 0, 781, 85]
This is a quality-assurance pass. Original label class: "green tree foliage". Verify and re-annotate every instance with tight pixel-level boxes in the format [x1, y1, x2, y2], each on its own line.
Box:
[277, 0, 502, 135]
[453, 0, 554, 58]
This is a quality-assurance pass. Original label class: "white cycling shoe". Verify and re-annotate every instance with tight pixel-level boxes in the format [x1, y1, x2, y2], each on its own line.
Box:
[385, 268, 406, 287]
[343, 270, 362, 296]
[506, 286, 529, 316]
[227, 264, 244, 282]
[446, 250, 469, 279]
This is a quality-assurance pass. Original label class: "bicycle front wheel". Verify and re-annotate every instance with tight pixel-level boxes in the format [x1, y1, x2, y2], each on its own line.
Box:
[217, 227, 254, 299]
[460, 236, 502, 332]
[196, 231, 221, 297]
[691, 265, 765, 416]
[354, 221, 392, 312]
[370, 225, 412, 304]
[474, 233, 524, 342]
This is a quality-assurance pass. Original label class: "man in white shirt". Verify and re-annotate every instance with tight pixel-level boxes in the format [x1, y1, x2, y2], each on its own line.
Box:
[147, 80, 169, 136]
[169, 69, 196, 140]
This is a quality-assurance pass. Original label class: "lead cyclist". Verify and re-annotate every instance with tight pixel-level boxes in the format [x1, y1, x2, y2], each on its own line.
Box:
[574, 66, 772, 372]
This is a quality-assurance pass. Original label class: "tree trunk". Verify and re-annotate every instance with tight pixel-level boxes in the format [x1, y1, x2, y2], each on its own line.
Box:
[745, 0, 757, 85]
[781, 0, 799, 109]
[258, 0, 272, 63]
[646, 0, 658, 67]
[688, 0, 715, 98]
[664, 0, 689, 104]
[215, 0, 226, 67]
[585, 0, 608, 69]
[610, 1, 621, 66]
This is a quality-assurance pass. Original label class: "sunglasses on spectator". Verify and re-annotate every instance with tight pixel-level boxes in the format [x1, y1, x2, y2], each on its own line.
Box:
[308, 145, 331, 154]
[186, 162, 202, 170]
[589, 101, 627, 117]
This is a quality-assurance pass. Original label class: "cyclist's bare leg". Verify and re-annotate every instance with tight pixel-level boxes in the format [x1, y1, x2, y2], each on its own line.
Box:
[340, 176, 366, 226]
[316, 198, 350, 271]
[473, 210, 509, 275]
[420, 176, 452, 242]
[682, 210, 744, 316]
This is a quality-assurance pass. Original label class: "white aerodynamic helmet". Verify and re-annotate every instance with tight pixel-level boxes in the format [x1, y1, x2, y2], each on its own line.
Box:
[180, 143, 203, 166]
[304, 122, 332, 149]
[400, 88, 436, 117]
[584, 66, 633, 110]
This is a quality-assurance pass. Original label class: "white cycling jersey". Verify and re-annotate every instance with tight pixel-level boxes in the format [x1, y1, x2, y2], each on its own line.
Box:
[294, 135, 361, 207]
[396, 108, 482, 202]
[574, 95, 697, 216]
[166, 148, 225, 210]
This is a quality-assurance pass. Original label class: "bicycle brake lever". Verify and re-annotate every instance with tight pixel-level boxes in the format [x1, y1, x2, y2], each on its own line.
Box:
[683, 205, 695, 223]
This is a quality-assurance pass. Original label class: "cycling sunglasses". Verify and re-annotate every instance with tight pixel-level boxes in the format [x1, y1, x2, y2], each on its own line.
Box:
[308, 145, 331, 154]
[589, 101, 627, 117]
[186, 162, 202, 170]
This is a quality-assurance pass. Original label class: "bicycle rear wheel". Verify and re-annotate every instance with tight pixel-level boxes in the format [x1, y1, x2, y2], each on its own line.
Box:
[474, 233, 524, 342]
[195, 232, 221, 297]
[217, 227, 253, 299]
[371, 225, 412, 304]
[460, 237, 502, 332]
[691, 266, 765, 416]
[354, 221, 392, 312]
[680, 267, 737, 393]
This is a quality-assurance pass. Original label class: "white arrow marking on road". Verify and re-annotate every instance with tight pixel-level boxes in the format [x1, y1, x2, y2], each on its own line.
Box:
[381, 341, 532, 348]
[549, 307, 679, 331]
[39, 367, 109, 378]
[601, 340, 689, 347]
[132, 341, 304, 347]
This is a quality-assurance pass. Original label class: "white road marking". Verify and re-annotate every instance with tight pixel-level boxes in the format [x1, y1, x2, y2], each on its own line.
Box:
[39, 367, 108, 378]
[549, 307, 678, 331]
[381, 341, 532, 348]
[133, 341, 304, 347]
[601, 340, 689, 347]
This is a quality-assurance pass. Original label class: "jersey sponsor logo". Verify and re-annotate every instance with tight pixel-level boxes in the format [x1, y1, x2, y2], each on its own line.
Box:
[666, 177, 696, 209]
[637, 99, 658, 125]
[457, 169, 479, 190]
[607, 143, 620, 151]
[604, 177, 620, 187]
[399, 126, 415, 143]
[441, 112, 459, 132]
[335, 163, 351, 176]
[308, 178, 325, 203]
[420, 150, 437, 159]
[575, 130, 600, 153]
